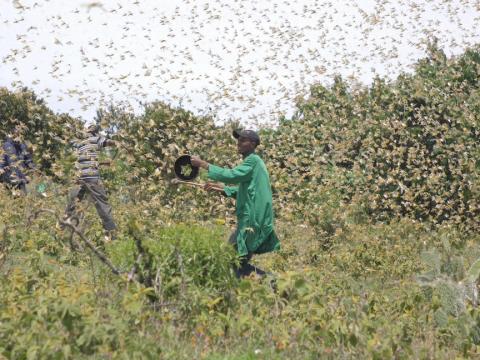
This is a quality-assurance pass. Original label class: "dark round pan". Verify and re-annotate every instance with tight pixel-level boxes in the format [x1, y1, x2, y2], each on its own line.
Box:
[174, 154, 199, 180]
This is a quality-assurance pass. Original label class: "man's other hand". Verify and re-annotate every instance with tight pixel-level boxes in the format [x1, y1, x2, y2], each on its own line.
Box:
[204, 182, 224, 192]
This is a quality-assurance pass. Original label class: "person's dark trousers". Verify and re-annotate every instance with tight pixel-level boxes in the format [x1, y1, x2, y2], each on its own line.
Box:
[0, 168, 27, 194]
[15, 182, 27, 194]
[229, 229, 266, 278]
[65, 179, 116, 231]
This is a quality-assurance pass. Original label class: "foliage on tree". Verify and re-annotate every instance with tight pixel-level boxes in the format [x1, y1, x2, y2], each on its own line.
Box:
[0, 87, 83, 178]
[262, 43, 480, 231]
[1, 43, 479, 230]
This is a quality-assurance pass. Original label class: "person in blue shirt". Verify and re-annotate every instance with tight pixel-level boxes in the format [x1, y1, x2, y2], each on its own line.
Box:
[0, 128, 35, 194]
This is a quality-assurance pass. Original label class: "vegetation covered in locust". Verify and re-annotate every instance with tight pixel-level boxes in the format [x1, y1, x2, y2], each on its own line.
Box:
[0, 43, 479, 358]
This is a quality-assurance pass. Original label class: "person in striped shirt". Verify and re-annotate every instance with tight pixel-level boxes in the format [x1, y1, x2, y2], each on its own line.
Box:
[63, 124, 117, 241]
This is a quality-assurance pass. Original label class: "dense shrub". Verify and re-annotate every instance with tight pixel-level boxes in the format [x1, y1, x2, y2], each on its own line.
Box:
[3, 185, 480, 358]
[262, 43, 480, 232]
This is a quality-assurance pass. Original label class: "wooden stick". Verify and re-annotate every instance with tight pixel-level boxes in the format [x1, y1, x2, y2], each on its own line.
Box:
[171, 178, 204, 188]
[171, 178, 223, 191]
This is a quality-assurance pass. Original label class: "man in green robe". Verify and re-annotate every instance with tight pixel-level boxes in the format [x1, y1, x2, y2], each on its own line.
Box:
[191, 129, 280, 278]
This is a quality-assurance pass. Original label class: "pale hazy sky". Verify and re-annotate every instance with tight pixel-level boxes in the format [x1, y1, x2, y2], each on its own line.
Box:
[1, 0, 479, 126]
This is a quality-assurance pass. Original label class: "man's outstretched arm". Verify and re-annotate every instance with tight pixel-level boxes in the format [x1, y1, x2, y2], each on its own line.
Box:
[191, 155, 255, 184]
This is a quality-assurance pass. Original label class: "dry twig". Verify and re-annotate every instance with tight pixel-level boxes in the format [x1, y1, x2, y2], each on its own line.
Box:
[29, 208, 121, 275]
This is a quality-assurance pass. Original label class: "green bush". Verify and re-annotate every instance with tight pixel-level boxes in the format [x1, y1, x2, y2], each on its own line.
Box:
[261, 43, 480, 232]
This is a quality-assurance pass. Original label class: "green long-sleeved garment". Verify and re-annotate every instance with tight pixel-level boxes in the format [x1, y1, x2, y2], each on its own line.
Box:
[208, 153, 280, 257]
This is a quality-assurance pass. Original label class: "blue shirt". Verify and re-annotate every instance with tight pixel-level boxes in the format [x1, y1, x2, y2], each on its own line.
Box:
[0, 138, 34, 185]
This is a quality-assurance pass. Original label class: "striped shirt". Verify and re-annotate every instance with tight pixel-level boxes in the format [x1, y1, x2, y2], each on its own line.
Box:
[74, 135, 107, 180]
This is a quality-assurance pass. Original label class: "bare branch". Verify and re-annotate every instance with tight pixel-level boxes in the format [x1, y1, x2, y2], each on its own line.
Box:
[29, 208, 122, 275]
[128, 254, 142, 282]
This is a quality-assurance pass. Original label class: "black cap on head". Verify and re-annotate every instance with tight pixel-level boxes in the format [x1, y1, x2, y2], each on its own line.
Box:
[232, 129, 260, 146]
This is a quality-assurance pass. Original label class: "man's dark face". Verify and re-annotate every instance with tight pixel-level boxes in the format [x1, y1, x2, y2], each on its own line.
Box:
[237, 137, 256, 155]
